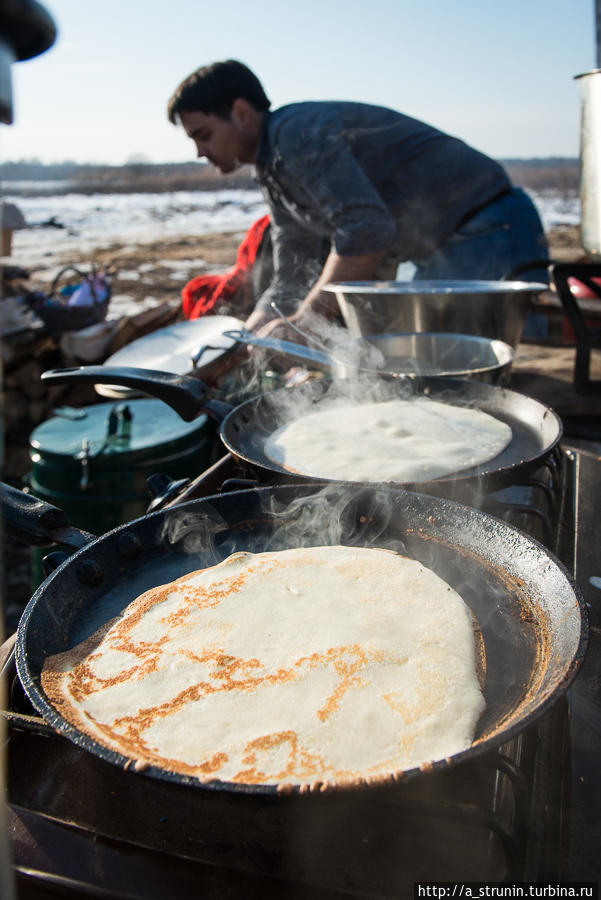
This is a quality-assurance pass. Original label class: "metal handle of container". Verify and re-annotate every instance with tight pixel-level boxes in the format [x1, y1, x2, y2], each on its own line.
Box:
[222, 329, 335, 371]
[269, 302, 333, 354]
[41, 365, 233, 423]
[191, 342, 233, 368]
[76, 439, 92, 490]
[106, 403, 132, 443]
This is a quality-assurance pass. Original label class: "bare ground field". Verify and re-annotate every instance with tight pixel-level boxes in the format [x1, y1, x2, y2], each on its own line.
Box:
[18, 222, 586, 315]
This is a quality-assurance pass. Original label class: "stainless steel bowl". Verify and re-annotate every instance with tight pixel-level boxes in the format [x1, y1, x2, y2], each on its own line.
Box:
[226, 329, 515, 384]
[323, 280, 549, 348]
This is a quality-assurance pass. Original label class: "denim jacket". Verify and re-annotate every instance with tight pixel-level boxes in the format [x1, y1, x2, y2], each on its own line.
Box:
[253, 101, 510, 312]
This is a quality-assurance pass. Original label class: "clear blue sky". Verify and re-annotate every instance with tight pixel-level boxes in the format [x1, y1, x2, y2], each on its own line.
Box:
[0, 0, 596, 165]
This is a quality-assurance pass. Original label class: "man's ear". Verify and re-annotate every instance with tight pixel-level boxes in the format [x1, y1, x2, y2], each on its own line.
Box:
[230, 97, 255, 128]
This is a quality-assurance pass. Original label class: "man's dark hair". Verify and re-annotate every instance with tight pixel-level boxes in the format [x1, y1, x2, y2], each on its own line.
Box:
[167, 60, 271, 123]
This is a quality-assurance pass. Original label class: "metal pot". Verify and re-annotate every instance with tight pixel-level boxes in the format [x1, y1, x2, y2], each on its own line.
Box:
[322, 280, 548, 347]
[225, 329, 515, 385]
[3, 481, 587, 796]
[575, 69, 601, 259]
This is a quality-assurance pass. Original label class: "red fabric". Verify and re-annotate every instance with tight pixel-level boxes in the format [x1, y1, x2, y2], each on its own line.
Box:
[181, 215, 270, 319]
[567, 276, 601, 299]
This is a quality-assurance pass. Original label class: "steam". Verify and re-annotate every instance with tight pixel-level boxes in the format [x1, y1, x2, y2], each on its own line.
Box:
[255, 482, 409, 555]
[157, 481, 409, 566]
[158, 506, 232, 563]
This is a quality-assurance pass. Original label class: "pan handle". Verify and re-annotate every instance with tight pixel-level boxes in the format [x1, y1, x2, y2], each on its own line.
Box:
[0, 482, 96, 549]
[40, 365, 233, 423]
[222, 329, 335, 371]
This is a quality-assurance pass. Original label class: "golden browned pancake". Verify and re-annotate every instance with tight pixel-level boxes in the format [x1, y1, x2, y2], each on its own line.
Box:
[41, 546, 486, 789]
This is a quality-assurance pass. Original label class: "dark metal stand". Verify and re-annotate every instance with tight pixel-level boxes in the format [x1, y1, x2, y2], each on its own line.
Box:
[552, 263, 601, 392]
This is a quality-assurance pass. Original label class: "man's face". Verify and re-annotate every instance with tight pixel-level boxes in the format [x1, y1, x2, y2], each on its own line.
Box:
[180, 109, 253, 174]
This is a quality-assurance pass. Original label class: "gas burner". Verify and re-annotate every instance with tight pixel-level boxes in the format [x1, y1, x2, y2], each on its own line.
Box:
[3, 694, 571, 898]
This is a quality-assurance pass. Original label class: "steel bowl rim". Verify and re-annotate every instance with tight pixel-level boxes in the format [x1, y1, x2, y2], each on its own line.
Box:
[323, 280, 549, 295]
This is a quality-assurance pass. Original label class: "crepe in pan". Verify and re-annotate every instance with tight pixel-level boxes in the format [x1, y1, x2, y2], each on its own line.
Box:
[264, 396, 513, 483]
[41, 545, 486, 789]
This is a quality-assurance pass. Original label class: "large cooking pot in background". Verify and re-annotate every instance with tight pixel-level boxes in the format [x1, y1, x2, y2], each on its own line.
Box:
[226, 329, 515, 385]
[322, 280, 548, 347]
[40, 364, 563, 503]
[576, 69, 601, 259]
[3, 480, 586, 796]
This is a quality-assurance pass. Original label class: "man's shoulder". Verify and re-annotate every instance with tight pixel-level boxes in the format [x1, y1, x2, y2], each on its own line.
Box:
[268, 100, 344, 129]
[270, 99, 398, 123]
[264, 100, 404, 151]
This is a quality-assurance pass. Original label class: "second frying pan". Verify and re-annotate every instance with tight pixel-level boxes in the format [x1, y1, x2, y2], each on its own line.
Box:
[41, 366, 563, 501]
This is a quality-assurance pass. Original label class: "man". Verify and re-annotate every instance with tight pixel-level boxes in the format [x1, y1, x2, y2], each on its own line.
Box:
[167, 60, 548, 339]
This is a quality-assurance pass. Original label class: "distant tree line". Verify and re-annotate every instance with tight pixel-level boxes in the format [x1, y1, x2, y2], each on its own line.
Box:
[500, 158, 579, 192]
[0, 159, 258, 193]
[0, 157, 579, 196]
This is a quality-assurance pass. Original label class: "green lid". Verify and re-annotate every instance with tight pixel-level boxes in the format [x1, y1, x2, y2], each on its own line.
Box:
[30, 398, 211, 468]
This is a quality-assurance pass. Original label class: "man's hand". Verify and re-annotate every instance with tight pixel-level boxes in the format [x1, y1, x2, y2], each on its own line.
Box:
[254, 314, 305, 344]
[242, 307, 309, 370]
[244, 307, 273, 333]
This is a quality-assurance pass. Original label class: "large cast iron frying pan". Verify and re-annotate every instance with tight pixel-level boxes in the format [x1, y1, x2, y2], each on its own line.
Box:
[41, 366, 563, 501]
[8, 481, 586, 797]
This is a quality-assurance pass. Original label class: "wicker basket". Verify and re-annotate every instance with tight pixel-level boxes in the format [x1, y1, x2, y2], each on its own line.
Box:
[27, 265, 111, 336]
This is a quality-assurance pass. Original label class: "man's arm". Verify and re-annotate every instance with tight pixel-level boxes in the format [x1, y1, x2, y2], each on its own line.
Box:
[296, 248, 387, 318]
[253, 247, 386, 339]
[244, 208, 326, 333]
[245, 305, 273, 332]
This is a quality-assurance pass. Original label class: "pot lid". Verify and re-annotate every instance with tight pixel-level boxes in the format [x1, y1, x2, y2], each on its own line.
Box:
[96, 316, 243, 399]
[30, 398, 209, 464]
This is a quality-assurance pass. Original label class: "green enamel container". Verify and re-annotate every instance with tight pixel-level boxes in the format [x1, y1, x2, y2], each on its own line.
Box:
[27, 398, 221, 537]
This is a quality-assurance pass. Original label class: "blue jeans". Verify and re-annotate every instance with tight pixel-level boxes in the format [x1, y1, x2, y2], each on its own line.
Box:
[411, 187, 549, 337]
[413, 188, 548, 281]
